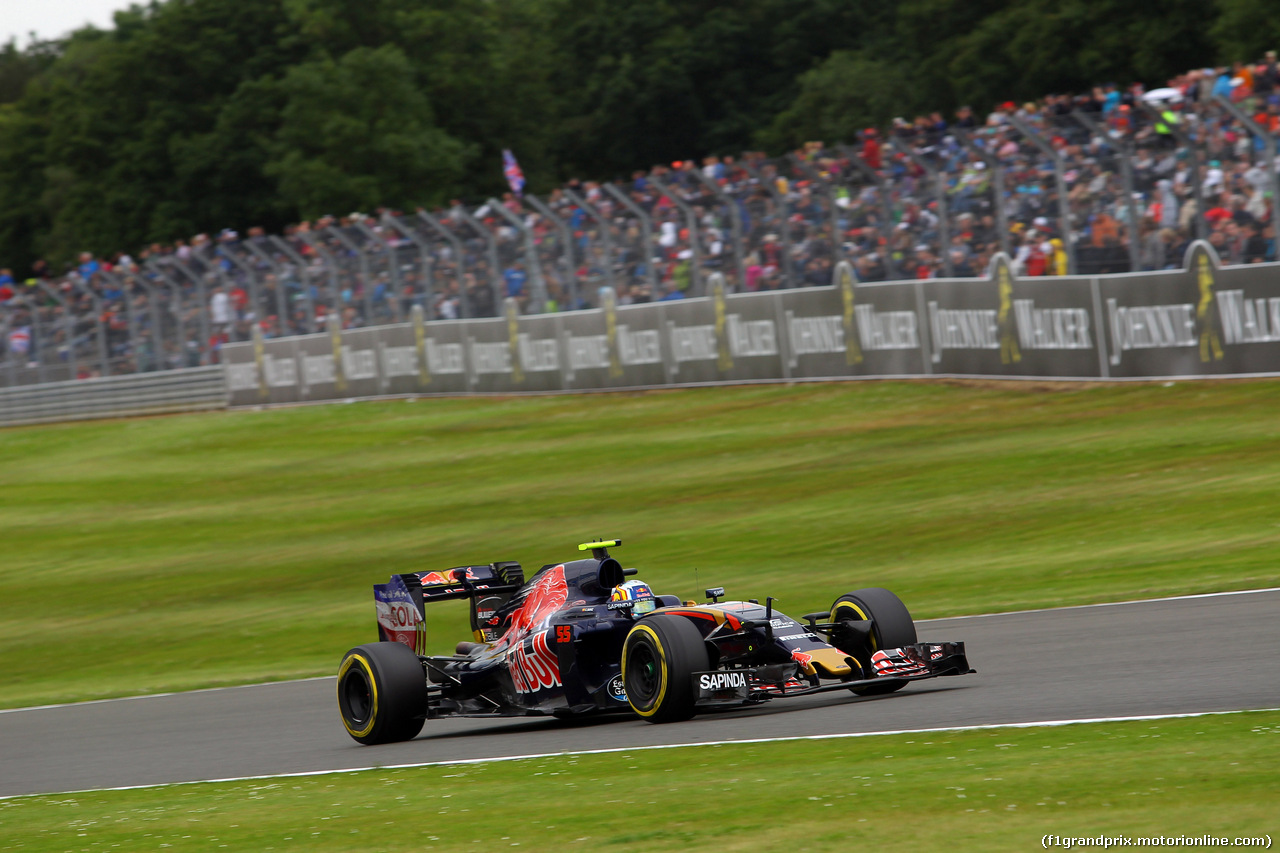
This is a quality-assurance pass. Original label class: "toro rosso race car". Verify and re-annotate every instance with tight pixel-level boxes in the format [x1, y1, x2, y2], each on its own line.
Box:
[337, 540, 973, 744]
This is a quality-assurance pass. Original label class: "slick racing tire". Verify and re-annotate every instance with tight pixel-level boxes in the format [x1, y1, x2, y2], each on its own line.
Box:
[830, 587, 917, 696]
[622, 615, 710, 723]
[337, 642, 428, 745]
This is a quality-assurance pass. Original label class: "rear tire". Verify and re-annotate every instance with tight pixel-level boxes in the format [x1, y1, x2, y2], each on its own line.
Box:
[337, 642, 428, 744]
[830, 587, 917, 695]
[622, 615, 710, 723]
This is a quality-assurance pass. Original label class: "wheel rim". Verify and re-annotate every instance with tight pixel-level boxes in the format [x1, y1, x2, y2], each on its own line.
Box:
[340, 667, 373, 726]
[626, 641, 661, 706]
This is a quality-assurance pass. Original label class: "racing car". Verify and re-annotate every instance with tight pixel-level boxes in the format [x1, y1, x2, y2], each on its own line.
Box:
[337, 540, 973, 744]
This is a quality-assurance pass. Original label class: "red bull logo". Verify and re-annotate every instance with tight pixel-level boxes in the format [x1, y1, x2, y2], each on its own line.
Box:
[419, 569, 460, 586]
[504, 565, 568, 639]
[791, 650, 813, 668]
[509, 630, 562, 694]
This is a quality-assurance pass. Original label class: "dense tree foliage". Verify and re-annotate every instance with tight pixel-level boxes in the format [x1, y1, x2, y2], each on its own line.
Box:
[0, 0, 1274, 272]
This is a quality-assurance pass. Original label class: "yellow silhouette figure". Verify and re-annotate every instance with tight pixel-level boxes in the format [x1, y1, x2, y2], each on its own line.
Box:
[413, 307, 432, 386]
[253, 327, 269, 400]
[713, 280, 733, 372]
[997, 264, 1021, 365]
[840, 265, 863, 366]
[506, 300, 524, 384]
[603, 289, 623, 378]
[329, 317, 347, 391]
[1196, 255, 1223, 363]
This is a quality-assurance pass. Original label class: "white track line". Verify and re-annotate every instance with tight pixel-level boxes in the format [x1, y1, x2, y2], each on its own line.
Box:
[3, 707, 1276, 801]
[5, 586, 1278, 716]
[916, 585, 1280, 624]
[0, 676, 335, 715]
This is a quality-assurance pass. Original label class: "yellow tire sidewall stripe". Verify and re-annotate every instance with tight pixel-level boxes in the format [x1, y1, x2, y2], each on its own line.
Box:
[623, 624, 668, 718]
[833, 600, 878, 650]
[337, 653, 378, 739]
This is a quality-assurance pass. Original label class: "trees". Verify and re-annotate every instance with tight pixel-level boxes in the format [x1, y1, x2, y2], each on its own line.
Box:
[0, 0, 1264, 273]
[266, 45, 469, 217]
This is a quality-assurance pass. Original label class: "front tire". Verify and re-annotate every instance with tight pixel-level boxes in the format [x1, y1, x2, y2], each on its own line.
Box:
[622, 615, 710, 723]
[830, 587, 917, 695]
[337, 642, 428, 744]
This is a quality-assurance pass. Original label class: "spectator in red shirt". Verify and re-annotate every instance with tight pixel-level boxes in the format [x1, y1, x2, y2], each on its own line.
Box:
[861, 129, 881, 170]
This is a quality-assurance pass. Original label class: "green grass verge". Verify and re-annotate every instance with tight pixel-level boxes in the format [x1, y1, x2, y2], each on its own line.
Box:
[2, 711, 1276, 852]
[3, 381, 1280, 708]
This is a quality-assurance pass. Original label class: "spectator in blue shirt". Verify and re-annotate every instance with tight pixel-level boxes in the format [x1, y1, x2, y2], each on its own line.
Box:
[503, 261, 528, 298]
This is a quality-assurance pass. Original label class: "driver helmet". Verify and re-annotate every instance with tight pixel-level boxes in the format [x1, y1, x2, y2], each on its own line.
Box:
[610, 580, 657, 615]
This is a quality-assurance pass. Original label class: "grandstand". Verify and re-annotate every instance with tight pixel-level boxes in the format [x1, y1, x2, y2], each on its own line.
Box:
[3, 57, 1279, 387]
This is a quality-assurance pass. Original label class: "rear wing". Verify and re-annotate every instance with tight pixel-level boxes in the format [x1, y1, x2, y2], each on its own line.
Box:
[374, 562, 525, 649]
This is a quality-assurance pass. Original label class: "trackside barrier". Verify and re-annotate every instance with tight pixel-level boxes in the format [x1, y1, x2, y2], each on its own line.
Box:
[0, 366, 225, 427]
[8, 239, 1279, 426]
[221, 242, 1280, 407]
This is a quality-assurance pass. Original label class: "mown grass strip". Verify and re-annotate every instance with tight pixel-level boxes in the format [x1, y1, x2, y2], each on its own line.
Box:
[2, 711, 1276, 852]
[2, 381, 1279, 708]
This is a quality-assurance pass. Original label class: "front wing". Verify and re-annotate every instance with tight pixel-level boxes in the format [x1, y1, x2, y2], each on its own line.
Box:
[694, 641, 973, 705]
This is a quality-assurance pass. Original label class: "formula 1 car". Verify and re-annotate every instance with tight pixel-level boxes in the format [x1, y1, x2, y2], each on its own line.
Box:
[337, 540, 973, 744]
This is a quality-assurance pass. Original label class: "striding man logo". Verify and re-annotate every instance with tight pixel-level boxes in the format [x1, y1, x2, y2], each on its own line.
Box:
[412, 304, 432, 387]
[1195, 252, 1223, 363]
[601, 287, 623, 378]
[506, 298, 524, 384]
[253, 324, 269, 400]
[329, 314, 347, 391]
[712, 274, 733, 372]
[995, 258, 1021, 365]
[837, 261, 863, 366]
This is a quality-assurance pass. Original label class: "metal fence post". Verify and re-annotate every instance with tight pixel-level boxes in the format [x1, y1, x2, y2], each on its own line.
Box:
[381, 213, 443, 319]
[601, 183, 660, 295]
[132, 271, 165, 370]
[35, 281, 72, 380]
[487, 198, 549, 314]
[451, 205, 505, 314]
[296, 231, 342, 322]
[170, 256, 213, 355]
[1007, 114, 1075, 274]
[212, 243, 260, 341]
[1212, 94, 1280, 238]
[69, 276, 110, 376]
[230, 242, 290, 333]
[525, 194, 581, 310]
[353, 219, 407, 323]
[266, 237, 318, 334]
[739, 160, 798, 286]
[418, 210, 477, 317]
[888, 139, 955, 278]
[690, 169, 747, 290]
[836, 145, 902, 280]
[645, 174, 703, 296]
[324, 225, 377, 324]
[0, 301, 14, 386]
[562, 187, 618, 299]
[951, 128, 1013, 259]
[1070, 110, 1142, 272]
[146, 259, 196, 367]
[1135, 101, 1207, 241]
[98, 268, 143, 370]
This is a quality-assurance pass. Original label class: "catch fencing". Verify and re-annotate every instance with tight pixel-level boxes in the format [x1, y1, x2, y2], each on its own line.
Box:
[7, 91, 1280, 389]
[221, 241, 1280, 407]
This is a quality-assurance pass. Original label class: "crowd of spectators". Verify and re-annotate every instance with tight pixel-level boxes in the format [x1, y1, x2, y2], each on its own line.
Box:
[5, 52, 1280, 386]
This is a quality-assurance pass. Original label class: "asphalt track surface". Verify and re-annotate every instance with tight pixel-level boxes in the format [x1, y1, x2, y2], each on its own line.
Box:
[3, 589, 1278, 798]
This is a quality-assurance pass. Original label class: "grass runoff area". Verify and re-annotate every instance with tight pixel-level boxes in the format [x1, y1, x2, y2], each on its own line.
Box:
[3, 380, 1280, 709]
[1, 711, 1276, 851]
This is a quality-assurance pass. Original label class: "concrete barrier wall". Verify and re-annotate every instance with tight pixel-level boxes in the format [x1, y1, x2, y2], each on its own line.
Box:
[223, 244, 1280, 407]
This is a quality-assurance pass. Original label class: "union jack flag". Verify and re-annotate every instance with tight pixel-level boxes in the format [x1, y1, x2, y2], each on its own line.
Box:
[502, 149, 525, 197]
